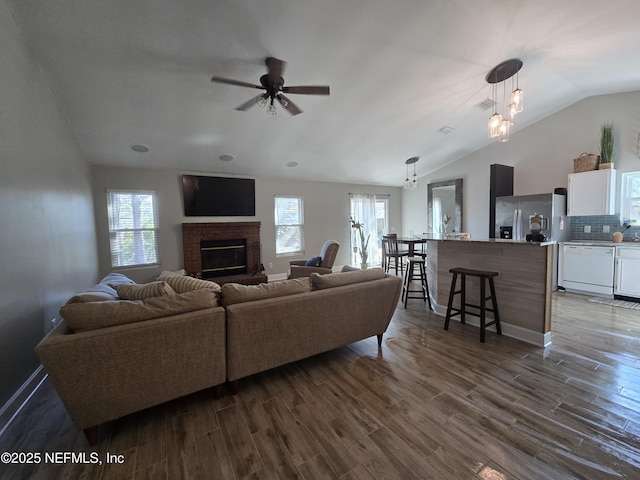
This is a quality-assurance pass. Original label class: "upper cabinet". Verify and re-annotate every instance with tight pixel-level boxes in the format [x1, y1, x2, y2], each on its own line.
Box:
[568, 169, 616, 216]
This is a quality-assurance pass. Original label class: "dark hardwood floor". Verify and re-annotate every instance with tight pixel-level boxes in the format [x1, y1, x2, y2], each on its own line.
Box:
[1, 291, 639, 479]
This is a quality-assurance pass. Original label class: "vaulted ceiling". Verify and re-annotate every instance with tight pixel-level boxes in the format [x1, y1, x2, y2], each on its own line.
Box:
[8, 0, 640, 185]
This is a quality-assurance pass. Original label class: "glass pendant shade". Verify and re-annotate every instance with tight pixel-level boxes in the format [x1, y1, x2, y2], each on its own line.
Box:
[511, 88, 523, 114]
[488, 112, 503, 138]
[498, 118, 511, 142]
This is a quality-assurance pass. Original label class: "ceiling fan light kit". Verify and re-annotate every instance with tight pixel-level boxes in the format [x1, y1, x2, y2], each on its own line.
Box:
[211, 57, 330, 116]
[486, 58, 523, 142]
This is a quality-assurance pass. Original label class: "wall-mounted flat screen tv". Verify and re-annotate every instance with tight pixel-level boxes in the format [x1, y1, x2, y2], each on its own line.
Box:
[182, 175, 255, 216]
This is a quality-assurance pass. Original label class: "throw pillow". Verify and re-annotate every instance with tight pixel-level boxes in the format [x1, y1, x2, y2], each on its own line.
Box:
[100, 272, 135, 286]
[159, 274, 222, 294]
[310, 268, 386, 290]
[157, 268, 186, 279]
[305, 256, 322, 267]
[65, 291, 119, 304]
[114, 281, 176, 300]
[221, 278, 310, 306]
[60, 289, 220, 332]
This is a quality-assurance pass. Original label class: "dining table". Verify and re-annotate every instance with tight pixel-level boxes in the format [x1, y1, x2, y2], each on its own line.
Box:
[397, 237, 427, 257]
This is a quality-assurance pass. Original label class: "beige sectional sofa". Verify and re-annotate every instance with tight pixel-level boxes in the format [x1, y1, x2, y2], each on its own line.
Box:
[36, 268, 402, 445]
[224, 268, 402, 391]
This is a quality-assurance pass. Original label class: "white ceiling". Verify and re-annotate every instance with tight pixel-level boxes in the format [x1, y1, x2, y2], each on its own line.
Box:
[8, 0, 640, 186]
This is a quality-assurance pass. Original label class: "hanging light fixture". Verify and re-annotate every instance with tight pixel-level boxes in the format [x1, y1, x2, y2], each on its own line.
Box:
[404, 157, 419, 190]
[486, 59, 523, 142]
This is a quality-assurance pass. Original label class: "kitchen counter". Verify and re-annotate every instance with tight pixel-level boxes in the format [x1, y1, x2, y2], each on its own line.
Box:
[562, 240, 640, 247]
[422, 235, 556, 247]
[425, 238, 554, 347]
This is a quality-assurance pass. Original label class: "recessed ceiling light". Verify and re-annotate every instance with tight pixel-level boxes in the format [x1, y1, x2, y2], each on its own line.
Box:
[130, 144, 150, 153]
[286, 161, 298, 167]
[219, 154, 234, 162]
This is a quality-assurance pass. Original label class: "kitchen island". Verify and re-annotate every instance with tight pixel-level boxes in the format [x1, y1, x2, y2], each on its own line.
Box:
[424, 237, 555, 347]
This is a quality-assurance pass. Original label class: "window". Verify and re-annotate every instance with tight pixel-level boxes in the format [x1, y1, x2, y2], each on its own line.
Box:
[621, 171, 640, 225]
[274, 196, 304, 255]
[107, 190, 159, 267]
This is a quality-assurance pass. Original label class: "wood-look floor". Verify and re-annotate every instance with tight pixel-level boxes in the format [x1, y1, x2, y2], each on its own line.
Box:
[1, 291, 639, 479]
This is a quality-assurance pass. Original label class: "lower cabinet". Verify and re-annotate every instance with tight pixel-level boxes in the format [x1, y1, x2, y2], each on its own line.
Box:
[615, 247, 640, 298]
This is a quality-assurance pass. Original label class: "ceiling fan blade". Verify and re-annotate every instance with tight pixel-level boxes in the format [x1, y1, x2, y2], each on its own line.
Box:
[235, 93, 268, 111]
[282, 85, 330, 95]
[211, 76, 263, 89]
[277, 94, 302, 115]
[265, 57, 286, 83]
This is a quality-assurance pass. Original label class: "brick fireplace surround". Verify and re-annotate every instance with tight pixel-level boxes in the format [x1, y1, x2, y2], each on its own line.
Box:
[182, 222, 267, 285]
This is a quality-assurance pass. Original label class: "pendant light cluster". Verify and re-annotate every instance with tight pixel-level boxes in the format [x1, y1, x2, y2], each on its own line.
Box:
[404, 156, 419, 190]
[486, 59, 523, 143]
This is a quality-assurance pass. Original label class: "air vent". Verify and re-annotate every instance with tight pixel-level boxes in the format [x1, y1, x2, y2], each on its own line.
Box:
[475, 98, 496, 111]
[438, 126, 455, 135]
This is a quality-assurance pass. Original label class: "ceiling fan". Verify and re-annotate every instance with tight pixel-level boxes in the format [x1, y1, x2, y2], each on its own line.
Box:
[211, 57, 330, 116]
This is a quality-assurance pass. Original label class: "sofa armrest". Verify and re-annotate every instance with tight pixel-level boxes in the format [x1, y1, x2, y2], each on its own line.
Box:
[289, 260, 307, 266]
[288, 265, 333, 279]
[36, 307, 226, 430]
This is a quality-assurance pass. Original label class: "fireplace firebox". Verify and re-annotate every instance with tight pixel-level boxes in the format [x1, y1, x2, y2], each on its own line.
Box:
[200, 239, 247, 279]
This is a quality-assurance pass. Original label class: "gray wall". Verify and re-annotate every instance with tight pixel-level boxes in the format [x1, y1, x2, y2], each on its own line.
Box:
[92, 166, 403, 281]
[403, 91, 640, 237]
[1, 2, 98, 406]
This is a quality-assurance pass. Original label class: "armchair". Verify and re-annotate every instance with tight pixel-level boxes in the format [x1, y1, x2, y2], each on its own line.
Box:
[288, 240, 340, 279]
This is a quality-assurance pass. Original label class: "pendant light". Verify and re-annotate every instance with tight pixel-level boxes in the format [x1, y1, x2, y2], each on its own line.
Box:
[404, 157, 419, 190]
[486, 59, 523, 142]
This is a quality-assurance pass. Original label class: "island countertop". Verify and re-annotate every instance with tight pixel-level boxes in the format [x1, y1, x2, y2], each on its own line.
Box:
[419, 234, 556, 247]
[424, 238, 554, 347]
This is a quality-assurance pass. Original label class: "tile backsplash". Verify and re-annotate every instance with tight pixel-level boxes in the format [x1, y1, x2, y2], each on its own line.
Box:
[570, 215, 639, 242]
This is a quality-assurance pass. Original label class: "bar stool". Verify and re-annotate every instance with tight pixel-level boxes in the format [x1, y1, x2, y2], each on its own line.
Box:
[402, 256, 431, 310]
[444, 267, 501, 343]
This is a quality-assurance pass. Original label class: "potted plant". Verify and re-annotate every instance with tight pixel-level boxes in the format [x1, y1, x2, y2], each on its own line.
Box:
[599, 122, 615, 169]
[350, 217, 370, 268]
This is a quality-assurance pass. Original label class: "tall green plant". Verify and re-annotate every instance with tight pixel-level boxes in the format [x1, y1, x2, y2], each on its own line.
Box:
[350, 217, 370, 264]
[599, 122, 614, 164]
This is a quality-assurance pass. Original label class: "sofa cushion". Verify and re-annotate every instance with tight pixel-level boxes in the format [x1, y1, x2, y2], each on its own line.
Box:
[341, 265, 361, 272]
[159, 274, 222, 294]
[221, 278, 310, 307]
[310, 268, 386, 290]
[60, 289, 220, 332]
[114, 281, 176, 300]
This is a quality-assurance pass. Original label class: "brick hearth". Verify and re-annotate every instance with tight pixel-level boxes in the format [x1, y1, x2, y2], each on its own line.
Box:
[182, 222, 266, 284]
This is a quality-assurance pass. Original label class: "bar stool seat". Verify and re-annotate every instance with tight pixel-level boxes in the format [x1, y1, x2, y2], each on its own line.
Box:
[444, 267, 501, 343]
[402, 257, 431, 310]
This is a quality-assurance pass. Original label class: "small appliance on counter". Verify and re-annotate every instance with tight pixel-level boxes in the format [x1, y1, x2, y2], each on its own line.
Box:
[499, 226, 513, 239]
[525, 213, 549, 242]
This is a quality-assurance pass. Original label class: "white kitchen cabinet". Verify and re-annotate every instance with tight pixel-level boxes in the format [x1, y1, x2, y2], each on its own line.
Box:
[615, 246, 640, 298]
[568, 169, 616, 216]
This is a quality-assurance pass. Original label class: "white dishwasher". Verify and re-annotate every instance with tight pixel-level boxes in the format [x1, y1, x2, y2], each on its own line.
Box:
[562, 244, 615, 296]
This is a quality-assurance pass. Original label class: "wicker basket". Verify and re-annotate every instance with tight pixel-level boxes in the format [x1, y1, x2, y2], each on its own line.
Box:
[573, 153, 599, 173]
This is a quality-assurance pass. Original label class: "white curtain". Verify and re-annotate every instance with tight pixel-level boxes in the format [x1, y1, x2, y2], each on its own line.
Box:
[349, 193, 378, 266]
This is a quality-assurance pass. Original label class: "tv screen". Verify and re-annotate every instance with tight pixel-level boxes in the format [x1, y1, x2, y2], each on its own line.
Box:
[182, 175, 255, 216]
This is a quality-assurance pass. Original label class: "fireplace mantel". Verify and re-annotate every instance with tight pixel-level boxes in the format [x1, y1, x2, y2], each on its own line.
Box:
[182, 222, 267, 285]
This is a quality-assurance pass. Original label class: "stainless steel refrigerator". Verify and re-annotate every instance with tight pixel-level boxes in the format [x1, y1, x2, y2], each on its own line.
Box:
[495, 193, 570, 289]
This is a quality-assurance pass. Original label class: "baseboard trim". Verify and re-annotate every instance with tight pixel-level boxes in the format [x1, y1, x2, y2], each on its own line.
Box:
[0, 366, 47, 439]
[432, 302, 549, 348]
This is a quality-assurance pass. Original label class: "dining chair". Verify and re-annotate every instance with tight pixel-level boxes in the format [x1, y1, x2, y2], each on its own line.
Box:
[382, 234, 408, 276]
